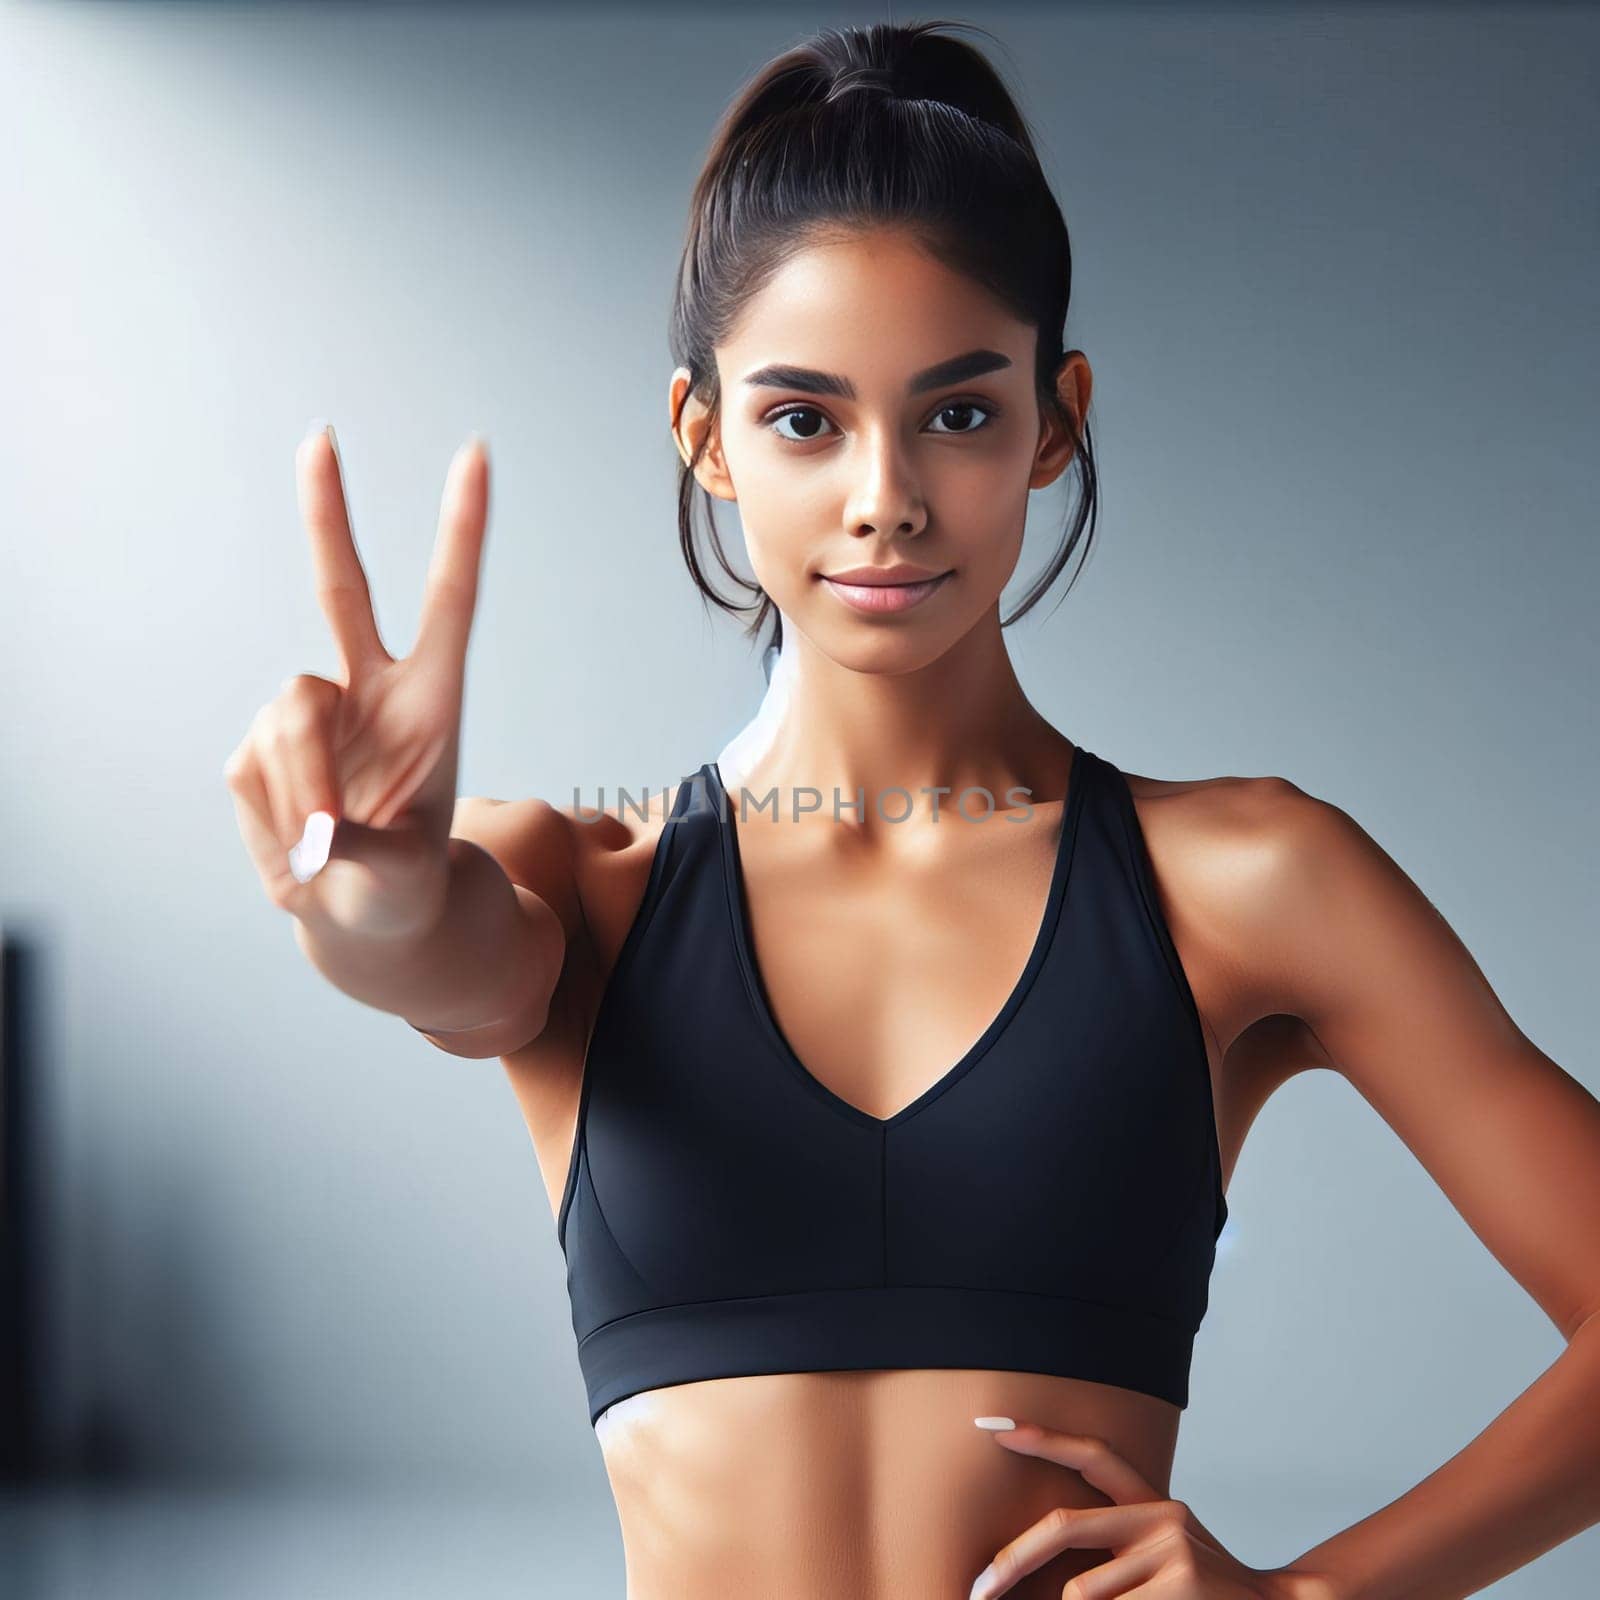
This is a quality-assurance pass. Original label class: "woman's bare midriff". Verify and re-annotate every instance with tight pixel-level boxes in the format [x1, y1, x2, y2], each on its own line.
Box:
[491, 764, 1283, 1600]
[591, 1367, 1180, 1598]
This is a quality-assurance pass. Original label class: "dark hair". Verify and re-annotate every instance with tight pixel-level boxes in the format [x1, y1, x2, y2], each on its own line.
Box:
[669, 18, 1099, 662]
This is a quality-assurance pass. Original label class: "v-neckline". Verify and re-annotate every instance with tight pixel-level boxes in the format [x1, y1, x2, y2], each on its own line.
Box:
[707, 746, 1093, 1132]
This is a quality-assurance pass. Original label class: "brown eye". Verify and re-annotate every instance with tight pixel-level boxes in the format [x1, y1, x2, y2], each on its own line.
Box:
[926, 400, 997, 434]
[766, 406, 836, 444]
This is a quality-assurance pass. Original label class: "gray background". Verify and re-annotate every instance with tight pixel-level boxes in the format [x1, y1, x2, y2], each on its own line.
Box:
[1, 1, 1595, 1594]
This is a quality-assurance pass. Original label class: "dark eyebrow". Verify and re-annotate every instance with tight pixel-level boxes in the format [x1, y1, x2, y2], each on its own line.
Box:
[740, 347, 1013, 401]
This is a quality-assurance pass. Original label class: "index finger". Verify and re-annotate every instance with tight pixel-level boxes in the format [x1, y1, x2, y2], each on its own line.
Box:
[984, 1423, 1228, 1556]
[984, 1424, 1158, 1503]
[296, 422, 391, 680]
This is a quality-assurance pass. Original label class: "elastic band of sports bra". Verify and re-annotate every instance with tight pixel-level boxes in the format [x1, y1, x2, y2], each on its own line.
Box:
[576, 1281, 1196, 1425]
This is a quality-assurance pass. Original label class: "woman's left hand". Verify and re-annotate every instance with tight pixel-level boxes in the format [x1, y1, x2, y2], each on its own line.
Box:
[969, 1419, 1310, 1599]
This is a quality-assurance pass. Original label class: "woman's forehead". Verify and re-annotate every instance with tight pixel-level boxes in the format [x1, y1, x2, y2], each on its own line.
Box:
[719, 244, 1032, 377]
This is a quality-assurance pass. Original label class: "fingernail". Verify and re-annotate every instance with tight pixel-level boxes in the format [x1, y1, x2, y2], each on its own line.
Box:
[968, 1566, 998, 1600]
[300, 420, 340, 466]
[289, 811, 336, 883]
[974, 1416, 1015, 1431]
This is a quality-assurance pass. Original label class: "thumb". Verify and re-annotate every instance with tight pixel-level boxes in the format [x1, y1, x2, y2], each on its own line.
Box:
[289, 810, 435, 887]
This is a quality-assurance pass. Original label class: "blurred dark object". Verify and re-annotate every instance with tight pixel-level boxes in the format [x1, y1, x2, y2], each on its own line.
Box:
[1, 926, 42, 1479]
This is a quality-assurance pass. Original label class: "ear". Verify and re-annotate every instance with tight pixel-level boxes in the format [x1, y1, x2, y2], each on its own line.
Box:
[1029, 350, 1093, 492]
[669, 366, 738, 502]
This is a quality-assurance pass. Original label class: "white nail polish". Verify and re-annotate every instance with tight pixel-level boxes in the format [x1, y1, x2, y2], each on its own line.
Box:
[289, 811, 336, 883]
[325, 422, 341, 464]
[974, 1416, 1015, 1431]
[969, 1565, 998, 1600]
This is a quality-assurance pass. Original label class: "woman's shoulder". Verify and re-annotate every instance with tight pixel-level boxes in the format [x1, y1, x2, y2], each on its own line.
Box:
[1118, 761, 1315, 856]
[1114, 761, 1350, 1048]
[452, 777, 697, 968]
[1119, 760, 1297, 808]
[1117, 760, 1331, 893]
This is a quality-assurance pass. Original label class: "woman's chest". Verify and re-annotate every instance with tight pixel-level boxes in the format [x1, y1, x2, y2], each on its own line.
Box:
[503, 789, 1092, 1224]
[502, 770, 1232, 1293]
[719, 800, 1073, 1122]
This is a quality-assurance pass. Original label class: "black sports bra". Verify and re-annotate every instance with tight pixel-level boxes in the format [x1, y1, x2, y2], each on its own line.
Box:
[556, 746, 1227, 1427]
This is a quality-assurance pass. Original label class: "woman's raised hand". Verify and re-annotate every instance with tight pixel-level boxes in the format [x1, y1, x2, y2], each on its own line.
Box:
[223, 425, 490, 942]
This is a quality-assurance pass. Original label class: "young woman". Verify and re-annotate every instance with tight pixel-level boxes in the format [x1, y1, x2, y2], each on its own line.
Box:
[225, 20, 1600, 1600]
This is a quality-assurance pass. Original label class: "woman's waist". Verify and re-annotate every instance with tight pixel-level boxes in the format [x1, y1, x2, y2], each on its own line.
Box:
[596, 1367, 1181, 1600]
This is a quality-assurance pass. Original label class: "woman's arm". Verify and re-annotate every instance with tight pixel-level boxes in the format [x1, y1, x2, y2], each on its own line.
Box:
[296, 795, 569, 1056]
[1233, 780, 1600, 1600]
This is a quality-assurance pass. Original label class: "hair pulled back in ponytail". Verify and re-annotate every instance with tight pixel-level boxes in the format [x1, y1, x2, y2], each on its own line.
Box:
[669, 19, 1099, 659]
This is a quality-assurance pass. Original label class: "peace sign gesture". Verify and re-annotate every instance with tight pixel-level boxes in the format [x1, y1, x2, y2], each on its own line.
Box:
[223, 424, 491, 942]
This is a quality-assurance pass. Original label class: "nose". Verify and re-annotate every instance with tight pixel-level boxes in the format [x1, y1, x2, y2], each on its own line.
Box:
[843, 429, 927, 539]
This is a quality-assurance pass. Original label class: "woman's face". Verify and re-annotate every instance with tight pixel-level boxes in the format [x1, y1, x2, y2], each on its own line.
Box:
[671, 226, 1089, 675]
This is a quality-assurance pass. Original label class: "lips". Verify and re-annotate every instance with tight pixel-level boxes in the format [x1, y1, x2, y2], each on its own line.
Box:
[821, 563, 951, 586]
[819, 570, 953, 615]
